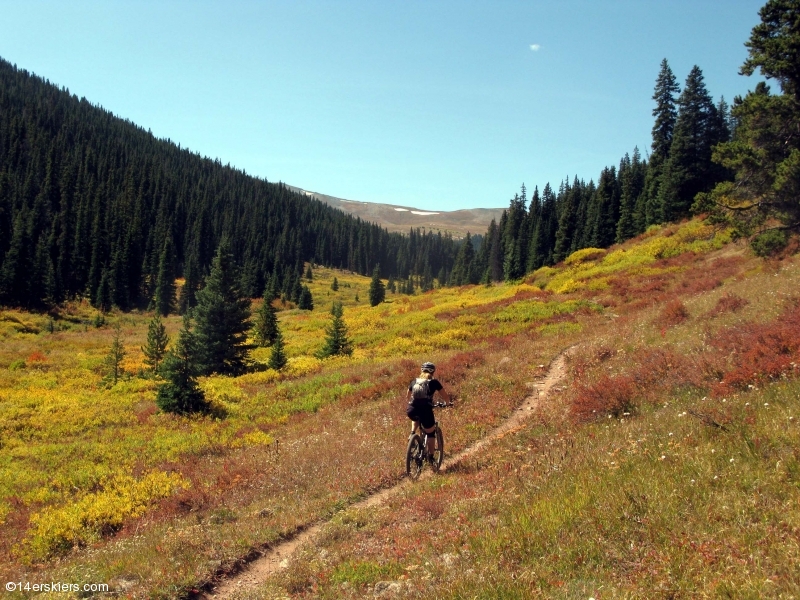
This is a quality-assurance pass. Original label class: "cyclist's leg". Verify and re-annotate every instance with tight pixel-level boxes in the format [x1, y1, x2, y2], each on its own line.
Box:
[422, 424, 436, 455]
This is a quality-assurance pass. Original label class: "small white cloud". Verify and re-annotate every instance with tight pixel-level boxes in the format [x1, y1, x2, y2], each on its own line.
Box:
[530, 44, 541, 51]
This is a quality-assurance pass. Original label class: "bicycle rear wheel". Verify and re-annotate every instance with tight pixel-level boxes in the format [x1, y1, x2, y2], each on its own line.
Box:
[406, 434, 425, 480]
[430, 427, 444, 472]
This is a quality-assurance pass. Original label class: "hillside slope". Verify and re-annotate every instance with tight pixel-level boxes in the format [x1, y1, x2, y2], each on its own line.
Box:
[1, 218, 798, 598]
[0, 58, 456, 310]
[288, 186, 504, 238]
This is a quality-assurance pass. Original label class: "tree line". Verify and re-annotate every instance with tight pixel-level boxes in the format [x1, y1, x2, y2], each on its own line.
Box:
[449, 58, 733, 285]
[461, 0, 800, 283]
[0, 57, 458, 310]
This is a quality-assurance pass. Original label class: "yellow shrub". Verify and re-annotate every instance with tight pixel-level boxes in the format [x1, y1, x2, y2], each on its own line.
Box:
[564, 247, 606, 265]
[286, 355, 323, 377]
[202, 375, 247, 404]
[551, 278, 585, 294]
[236, 369, 281, 386]
[230, 429, 274, 449]
[22, 471, 187, 561]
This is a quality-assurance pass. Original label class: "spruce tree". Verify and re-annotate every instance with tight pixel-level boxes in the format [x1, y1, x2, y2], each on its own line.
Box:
[450, 234, 476, 285]
[142, 313, 169, 374]
[305, 264, 313, 280]
[156, 315, 208, 415]
[645, 59, 680, 225]
[700, 0, 800, 236]
[368, 265, 386, 306]
[267, 327, 288, 370]
[153, 238, 176, 317]
[103, 323, 125, 386]
[298, 285, 314, 310]
[658, 65, 727, 220]
[316, 301, 353, 358]
[291, 277, 303, 304]
[192, 240, 252, 376]
[253, 295, 279, 347]
[331, 276, 339, 291]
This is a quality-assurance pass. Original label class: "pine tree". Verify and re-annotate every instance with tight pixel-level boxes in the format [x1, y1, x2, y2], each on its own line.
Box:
[95, 269, 113, 313]
[153, 238, 175, 317]
[142, 313, 169, 374]
[267, 327, 288, 370]
[156, 315, 208, 415]
[316, 301, 353, 358]
[192, 240, 252, 376]
[553, 178, 580, 262]
[387, 275, 396, 293]
[368, 265, 386, 306]
[331, 276, 339, 291]
[658, 65, 728, 220]
[299, 285, 314, 310]
[450, 234, 476, 285]
[700, 0, 800, 237]
[645, 59, 680, 225]
[291, 276, 303, 304]
[178, 257, 200, 315]
[103, 323, 126, 386]
[305, 263, 313, 280]
[253, 295, 279, 347]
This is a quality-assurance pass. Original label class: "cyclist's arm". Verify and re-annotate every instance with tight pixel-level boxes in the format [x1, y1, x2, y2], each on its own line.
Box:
[438, 387, 451, 404]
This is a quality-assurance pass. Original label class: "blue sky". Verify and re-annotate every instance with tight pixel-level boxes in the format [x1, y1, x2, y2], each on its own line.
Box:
[0, 1, 766, 211]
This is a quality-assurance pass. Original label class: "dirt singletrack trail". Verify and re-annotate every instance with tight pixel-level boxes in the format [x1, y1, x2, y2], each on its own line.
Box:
[201, 348, 572, 599]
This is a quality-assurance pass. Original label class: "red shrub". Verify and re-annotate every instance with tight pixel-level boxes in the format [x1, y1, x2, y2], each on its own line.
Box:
[706, 293, 749, 318]
[571, 374, 637, 421]
[657, 299, 690, 327]
[711, 301, 800, 396]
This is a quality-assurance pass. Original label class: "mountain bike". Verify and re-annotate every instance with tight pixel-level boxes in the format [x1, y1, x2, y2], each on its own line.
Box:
[406, 401, 452, 480]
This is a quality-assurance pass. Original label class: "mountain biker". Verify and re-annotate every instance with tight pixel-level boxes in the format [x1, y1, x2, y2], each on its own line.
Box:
[406, 362, 451, 461]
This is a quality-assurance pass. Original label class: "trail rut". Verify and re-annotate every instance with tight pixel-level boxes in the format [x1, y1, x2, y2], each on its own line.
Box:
[201, 348, 571, 599]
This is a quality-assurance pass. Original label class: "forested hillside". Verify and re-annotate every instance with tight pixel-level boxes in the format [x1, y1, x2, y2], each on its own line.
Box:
[458, 59, 735, 286]
[0, 58, 457, 310]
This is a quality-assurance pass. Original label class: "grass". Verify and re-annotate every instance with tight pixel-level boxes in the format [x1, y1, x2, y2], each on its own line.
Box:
[0, 217, 798, 598]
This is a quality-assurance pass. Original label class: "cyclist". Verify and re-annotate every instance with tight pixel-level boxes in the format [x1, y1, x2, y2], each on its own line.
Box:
[406, 362, 451, 462]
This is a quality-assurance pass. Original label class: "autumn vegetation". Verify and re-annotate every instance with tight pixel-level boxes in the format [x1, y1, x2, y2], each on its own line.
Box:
[0, 216, 798, 598]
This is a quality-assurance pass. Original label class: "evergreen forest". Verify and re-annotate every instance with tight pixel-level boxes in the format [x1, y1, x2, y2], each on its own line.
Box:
[465, 59, 740, 285]
[0, 57, 457, 310]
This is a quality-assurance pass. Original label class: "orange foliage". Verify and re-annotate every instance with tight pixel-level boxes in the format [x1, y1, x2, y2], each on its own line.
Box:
[27, 351, 47, 363]
[657, 299, 690, 328]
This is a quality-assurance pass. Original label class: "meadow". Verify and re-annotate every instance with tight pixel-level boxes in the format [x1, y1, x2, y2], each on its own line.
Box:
[0, 217, 798, 598]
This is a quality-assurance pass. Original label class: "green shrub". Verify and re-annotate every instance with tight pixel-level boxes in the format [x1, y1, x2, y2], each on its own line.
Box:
[751, 229, 788, 257]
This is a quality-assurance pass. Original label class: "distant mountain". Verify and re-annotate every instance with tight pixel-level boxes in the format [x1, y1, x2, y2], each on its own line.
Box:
[287, 186, 504, 238]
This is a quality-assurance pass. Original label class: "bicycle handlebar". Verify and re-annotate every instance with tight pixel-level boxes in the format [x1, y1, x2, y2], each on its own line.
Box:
[432, 401, 454, 408]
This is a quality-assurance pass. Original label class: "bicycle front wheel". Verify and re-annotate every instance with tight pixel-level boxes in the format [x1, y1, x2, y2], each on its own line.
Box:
[431, 428, 444, 472]
[406, 434, 425, 480]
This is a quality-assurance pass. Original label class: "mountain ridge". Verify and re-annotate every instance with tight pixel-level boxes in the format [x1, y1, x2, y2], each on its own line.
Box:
[287, 185, 505, 238]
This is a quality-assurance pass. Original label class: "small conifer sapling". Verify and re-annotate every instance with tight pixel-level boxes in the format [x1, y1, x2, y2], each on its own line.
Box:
[268, 327, 288, 370]
[142, 313, 170, 374]
[156, 315, 208, 414]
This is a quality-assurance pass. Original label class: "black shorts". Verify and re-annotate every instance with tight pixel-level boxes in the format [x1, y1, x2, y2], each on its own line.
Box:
[406, 402, 435, 429]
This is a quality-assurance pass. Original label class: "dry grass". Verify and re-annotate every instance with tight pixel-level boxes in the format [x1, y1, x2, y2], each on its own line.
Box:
[1, 219, 799, 598]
